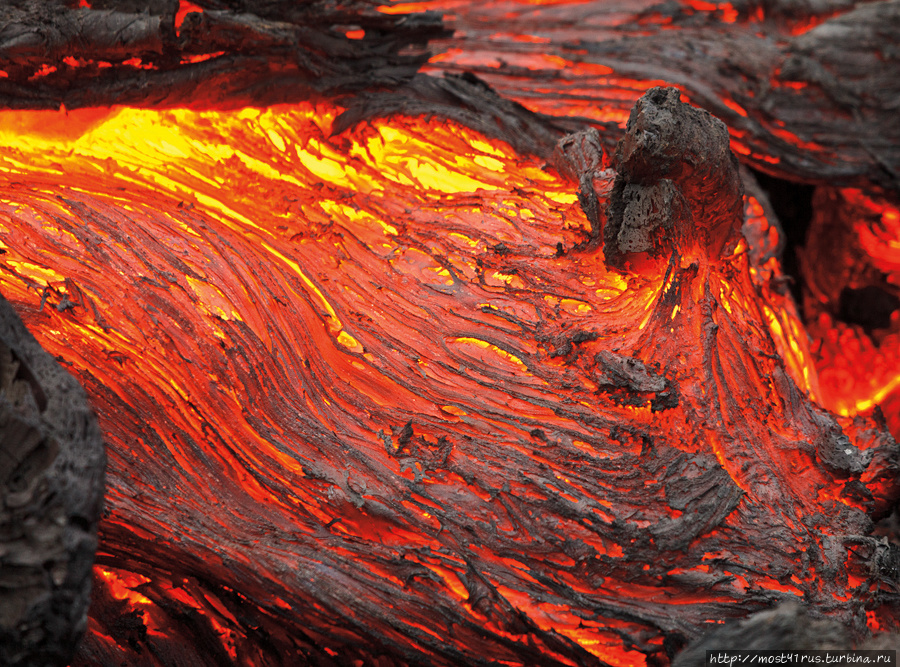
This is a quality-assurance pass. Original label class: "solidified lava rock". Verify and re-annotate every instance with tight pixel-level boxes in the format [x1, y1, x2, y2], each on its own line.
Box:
[605, 86, 744, 270]
[0, 295, 105, 667]
[672, 601, 900, 664]
[671, 603, 850, 663]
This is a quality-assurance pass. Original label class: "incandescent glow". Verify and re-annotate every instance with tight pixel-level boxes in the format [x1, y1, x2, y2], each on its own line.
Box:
[805, 189, 900, 431]
[0, 102, 674, 664]
[0, 82, 894, 662]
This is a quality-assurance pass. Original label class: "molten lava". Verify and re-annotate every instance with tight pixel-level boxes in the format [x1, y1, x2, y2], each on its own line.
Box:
[0, 80, 896, 666]
[801, 187, 900, 436]
[0, 0, 899, 665]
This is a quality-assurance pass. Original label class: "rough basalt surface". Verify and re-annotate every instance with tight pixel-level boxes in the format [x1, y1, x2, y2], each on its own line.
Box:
[605, 86, 744, 270]
[0, 296, 105, 667]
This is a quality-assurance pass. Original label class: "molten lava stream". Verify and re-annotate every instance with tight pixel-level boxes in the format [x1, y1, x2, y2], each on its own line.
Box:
[800, 187, 900, 437]
[0, 99, 894, 666]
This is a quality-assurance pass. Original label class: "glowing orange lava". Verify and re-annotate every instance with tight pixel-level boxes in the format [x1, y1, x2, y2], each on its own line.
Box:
[0, 22, 895, 659]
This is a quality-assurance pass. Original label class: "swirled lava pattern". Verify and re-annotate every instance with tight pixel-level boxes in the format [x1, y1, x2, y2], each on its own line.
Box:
[0, 100, 896, 666]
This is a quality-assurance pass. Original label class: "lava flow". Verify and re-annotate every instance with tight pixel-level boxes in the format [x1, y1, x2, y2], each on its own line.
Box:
[0, 71, 896, 666]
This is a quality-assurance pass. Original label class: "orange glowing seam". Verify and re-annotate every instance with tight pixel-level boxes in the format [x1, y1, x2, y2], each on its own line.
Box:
[449, 337, 529, 373]
[769, 126, 822, 151]
[488, 32, 552, 44]
[682, 0, 738, 22]
[182, 51, 227, 64]
[97, 566, 153, 605]
[788, 15, 833, 35]
[721, 97, 747, 117]
[685, 0, 718, 10]
[121, 57, 155, 69]
[376, 1, 446, 13]
[730, 139, 751, 155]
[30, 64, 57, 78]
[494, 584, 652, 666]
[166, 585, 203, 609]
[720, 4, 738, 22]
[753, 576, 804, 596]
[842, 375, 900, 416]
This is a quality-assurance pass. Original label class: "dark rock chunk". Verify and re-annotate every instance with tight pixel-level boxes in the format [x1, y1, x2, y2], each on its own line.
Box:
[605, 86, 743, 270]
[0, 296, 105, 667]
[815, 420, 871, 477]
[593, 350, 678, 411]
[672, 603, 850, 664]
[595, 350, 666, 393]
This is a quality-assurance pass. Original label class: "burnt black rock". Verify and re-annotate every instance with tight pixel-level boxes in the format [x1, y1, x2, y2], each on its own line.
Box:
[0, 295, 105, 667]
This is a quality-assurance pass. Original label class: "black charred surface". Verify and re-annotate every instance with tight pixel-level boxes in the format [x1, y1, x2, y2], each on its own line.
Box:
[0, 295, 105, 667]
[839, 286, 900, 334]
[605, 86, 743, 270]
[0, 0, 448, 109]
